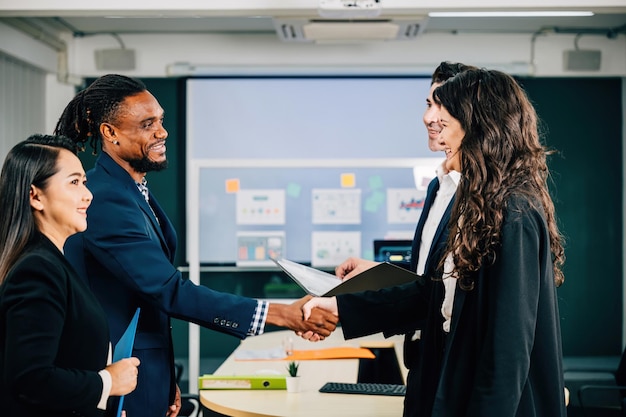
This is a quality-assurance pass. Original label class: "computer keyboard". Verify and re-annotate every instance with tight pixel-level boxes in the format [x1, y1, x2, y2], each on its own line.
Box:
[319, 382, 406, 396]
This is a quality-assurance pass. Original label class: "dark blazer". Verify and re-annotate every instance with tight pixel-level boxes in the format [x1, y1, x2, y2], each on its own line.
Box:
[401, 176, 454, 366]
[0, 233, 110, 417]
[404, 176, 455, 417]
[378, 177, 453, 339]
[64, 152, 258, 417]
[337, 195, 566, 417]
[363, 176, 453, 416]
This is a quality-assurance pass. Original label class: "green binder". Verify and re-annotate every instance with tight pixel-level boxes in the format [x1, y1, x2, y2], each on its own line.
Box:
[199, 374, 287, 390]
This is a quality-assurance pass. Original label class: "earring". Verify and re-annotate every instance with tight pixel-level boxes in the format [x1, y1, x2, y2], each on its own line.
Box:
[112, 140, 119, 145]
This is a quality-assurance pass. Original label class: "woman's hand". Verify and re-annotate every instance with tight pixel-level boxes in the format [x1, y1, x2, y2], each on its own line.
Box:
[106, 357, 140, 396]
[298, 297, 339, 341]
[335, 258, 379, 280]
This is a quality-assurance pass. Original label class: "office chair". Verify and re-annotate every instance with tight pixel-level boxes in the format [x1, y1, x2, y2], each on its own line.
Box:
[175, 361, 202, 417]
[576, 346, 626, 417]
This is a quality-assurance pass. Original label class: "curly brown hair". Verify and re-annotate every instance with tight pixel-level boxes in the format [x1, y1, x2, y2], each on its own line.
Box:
[433, 69, 565, 290]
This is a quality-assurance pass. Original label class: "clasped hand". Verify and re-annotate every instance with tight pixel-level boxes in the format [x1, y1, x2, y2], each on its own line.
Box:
[288, 295, 338, 341]
[289, 258, 375, 341]
[298, 296, 339, 341]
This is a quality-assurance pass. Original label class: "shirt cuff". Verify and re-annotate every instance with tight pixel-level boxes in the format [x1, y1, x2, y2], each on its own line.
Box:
[410, 330, 422, 341]
[248, 300, 269, 336]
[98, 370, 112, 410]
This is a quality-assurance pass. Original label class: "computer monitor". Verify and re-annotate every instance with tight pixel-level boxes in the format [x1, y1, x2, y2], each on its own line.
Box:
[373, 239, 412, 270]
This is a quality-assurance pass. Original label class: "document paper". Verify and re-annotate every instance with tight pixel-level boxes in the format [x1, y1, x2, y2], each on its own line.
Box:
[113, 308, 141, 417]
[272, 258, 419, 297]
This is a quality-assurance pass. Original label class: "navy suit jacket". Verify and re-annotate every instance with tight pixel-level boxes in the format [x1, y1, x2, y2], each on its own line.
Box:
[65, 152, 258, 416]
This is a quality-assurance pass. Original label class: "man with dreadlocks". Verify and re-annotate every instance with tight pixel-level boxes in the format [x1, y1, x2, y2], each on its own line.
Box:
[55, 74, 338, 417]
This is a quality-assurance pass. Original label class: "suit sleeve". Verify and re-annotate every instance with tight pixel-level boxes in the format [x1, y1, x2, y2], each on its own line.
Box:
[2, 258, 103, 414]
[466, 207, 548, 416]
[83, 186, 256, 339]
[337, 279, 430, 339]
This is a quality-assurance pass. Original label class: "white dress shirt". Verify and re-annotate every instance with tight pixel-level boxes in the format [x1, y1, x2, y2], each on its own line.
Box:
[441, 253, 458, 333]
[97, 344, 113, 410]
[416, 164, 460, 276]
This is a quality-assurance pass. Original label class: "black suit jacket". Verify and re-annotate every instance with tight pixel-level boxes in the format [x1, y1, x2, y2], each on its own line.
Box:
[401, 176, 454, 369]
[337, 195, 566, 417]
[338, 177, 453, 416]
[0, 233, 110, 417]
[376, 177, 453, 339]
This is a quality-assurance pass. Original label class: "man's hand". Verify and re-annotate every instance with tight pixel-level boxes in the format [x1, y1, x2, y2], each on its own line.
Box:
[166, 384, 181, 417]
[266, 296, 338, 338]
[336, 257, 379, 280]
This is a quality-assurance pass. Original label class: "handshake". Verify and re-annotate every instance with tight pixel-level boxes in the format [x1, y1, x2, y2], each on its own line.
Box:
[268, 257, 378, 341]
[267, 295, 339, 341]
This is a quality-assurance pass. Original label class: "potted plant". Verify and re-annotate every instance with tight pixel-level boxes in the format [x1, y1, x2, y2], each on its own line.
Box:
[285, 361, 300, 393]
[287, 361, 299, 377]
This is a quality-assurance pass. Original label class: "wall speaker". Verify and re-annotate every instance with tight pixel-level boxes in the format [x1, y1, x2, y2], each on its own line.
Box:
[94, 49, 136, 71]
[563, 49, 601, 71]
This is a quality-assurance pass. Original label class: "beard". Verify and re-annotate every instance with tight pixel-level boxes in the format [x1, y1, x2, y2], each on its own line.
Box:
[128, 155, 168, 173]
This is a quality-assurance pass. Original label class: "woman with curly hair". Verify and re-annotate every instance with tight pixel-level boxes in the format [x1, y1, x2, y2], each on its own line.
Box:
[303, 68, 566, 417]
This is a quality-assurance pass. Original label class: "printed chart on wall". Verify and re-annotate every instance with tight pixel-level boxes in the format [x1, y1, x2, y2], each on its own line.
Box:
[197, 160, 439, 267]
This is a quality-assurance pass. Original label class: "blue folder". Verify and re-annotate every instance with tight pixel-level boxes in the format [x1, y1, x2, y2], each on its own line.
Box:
[113, 308, 141, 417]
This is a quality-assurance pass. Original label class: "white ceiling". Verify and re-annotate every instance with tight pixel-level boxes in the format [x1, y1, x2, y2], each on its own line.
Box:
[1, 1, 625, 47]
[21, 14, 626, 38]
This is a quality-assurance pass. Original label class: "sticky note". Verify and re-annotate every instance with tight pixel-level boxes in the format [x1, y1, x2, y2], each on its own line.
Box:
[225, 178, 240, 193]
[341, 173, 356, 188]
[364, 198, 379, 213]
[369, 175, 384, 190]
[286, 182, 301, 198]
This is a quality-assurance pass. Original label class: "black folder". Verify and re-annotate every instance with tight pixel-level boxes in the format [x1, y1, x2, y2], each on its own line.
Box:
[272, 258, 419, 297]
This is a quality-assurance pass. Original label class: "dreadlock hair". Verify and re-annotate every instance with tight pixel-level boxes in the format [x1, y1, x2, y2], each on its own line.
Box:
[433, 68, 565, 289]
[54, 74, 146, 154]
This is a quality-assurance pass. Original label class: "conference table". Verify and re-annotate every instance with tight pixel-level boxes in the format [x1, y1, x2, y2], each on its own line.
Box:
[199, 329, 408, 417]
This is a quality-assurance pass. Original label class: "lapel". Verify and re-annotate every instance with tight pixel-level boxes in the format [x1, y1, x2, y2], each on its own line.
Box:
[138, 191, 165, 236]
[423, 194, 455, 274]
[132, 182, 176, 262]
[97, 153, 174, 259]
[146, 192, 177, 259]
[410, 177, 440, 271]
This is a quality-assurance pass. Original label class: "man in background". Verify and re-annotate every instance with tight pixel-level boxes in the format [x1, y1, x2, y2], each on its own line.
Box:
[331, 62, 475, 416]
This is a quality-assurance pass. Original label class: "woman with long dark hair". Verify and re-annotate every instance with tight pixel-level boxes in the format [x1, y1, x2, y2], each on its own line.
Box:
[0, 134, 139, 417]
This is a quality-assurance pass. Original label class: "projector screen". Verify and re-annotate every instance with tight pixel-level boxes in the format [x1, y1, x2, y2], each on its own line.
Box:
[186, 76, 439, 267]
